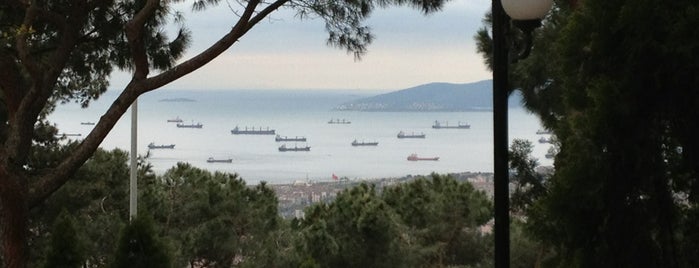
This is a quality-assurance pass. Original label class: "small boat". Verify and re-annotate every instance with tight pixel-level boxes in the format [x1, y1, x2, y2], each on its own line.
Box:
[177, 122, 203, 128]
[536, 129, 552, 135]
[231, 126, 275, 135]
[432, 120, 470, 129]
[538, 137, 551, 144]
[397, 131, 426, 139]
[275, 135, 307, 142]
[167, 116, 183, 123]
[80, 122, 95, 125]
[328, 118, 351, 124]
[351, 140, 379, 146]
[148, 142, 175, 149]
[279, 144, 311, 152]
[207, 157, 232, 163]
[407, 154, 439, 161]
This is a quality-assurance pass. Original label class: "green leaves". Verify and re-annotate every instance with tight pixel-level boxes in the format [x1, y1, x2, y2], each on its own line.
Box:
[509, 139, 548, 214]
[42, 210, 86, 268]
[29, 151, 287, 267]
[111, 215, 172, 268]
[152, 163, 283, 267]
[297, 174, 493, 267]
[297, 183, 406, 267]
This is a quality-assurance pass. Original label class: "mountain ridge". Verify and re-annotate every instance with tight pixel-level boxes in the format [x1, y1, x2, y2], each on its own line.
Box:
[335, 79, 521, 112]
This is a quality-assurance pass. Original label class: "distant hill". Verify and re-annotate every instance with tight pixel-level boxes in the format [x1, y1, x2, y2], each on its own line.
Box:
[335, 79, 522, 112]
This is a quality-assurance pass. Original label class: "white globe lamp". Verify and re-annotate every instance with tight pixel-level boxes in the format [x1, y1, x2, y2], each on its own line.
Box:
[502, 0, 554, 20]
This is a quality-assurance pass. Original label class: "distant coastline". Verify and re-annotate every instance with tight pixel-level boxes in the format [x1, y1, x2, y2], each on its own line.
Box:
[334, 79, 522, 112]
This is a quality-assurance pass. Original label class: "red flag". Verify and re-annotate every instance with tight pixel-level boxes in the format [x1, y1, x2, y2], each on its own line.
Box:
[332, 173, 338, 180]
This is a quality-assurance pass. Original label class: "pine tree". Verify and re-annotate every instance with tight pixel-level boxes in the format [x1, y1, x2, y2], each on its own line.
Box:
[43, 210, 85, 268]
[111, 215, 171, 268]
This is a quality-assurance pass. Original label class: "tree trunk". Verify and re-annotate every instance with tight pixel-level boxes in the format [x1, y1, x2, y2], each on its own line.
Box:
[0, 167, 28, 268]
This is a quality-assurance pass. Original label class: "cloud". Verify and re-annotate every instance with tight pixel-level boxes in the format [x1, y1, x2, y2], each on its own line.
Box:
[110, 0, 492, 91]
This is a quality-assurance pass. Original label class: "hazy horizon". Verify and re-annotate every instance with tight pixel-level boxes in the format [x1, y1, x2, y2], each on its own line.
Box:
[108, 0, 492, 91]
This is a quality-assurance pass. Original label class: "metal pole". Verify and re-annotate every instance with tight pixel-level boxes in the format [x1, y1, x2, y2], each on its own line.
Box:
[129, 99, 138, 221]
[492, 0, 510, 267]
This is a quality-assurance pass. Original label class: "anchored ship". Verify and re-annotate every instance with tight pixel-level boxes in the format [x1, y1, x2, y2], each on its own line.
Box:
[397, 131, 426, 139]
[278, 144, 311, 152]
[167, 116, 183, 123]
[207, 157, 232, 163]
[231, 126, 275, 135]
[328, 118, 351, 124]
[275, 135, 307, 142]
[177, 122, 203, 128]
[351, 140, 379, 146]
[432, 120, 470, 129]
[407, 154, 439, 161]
[148, 142, 175, 149]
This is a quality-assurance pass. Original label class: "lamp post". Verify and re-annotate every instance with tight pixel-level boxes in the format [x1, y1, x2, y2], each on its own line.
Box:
[491, 0, 552, 267]
[129, 99, 137, 221]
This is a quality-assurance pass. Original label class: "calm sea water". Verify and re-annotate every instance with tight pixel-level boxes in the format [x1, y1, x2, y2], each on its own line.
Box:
[49, 89, 553, 184]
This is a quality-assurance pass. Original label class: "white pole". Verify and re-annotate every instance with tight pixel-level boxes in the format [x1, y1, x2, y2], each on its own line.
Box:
[129, 99, 138, 221]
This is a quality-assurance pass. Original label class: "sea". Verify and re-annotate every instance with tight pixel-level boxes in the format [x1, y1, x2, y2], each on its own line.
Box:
[48, 89, 553, 185]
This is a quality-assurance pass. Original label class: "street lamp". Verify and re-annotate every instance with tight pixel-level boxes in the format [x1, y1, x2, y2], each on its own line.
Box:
[491, 0, 552, 267]
[502, 0, 553, 20]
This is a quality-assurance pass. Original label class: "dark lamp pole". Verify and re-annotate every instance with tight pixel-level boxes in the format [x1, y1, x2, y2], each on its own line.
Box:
[491, 0, 551, 268]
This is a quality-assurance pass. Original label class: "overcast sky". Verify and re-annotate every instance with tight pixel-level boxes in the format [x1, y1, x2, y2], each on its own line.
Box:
[111, 0, 492, 91]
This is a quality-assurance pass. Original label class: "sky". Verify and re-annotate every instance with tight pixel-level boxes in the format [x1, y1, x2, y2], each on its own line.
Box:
[110, 0, 492, 91]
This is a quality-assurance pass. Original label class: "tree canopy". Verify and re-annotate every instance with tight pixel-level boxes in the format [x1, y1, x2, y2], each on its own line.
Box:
[477, 0, 699, 266]
[295, 174, 493, 267]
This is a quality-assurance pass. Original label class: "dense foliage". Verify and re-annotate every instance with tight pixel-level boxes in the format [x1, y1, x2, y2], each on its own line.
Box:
[41, 211, 86, 268]
[478, 0, 699, 266]
[110, 215, 172, 268]
[295, 174, 494, 267]
[29, 150, 288, 267]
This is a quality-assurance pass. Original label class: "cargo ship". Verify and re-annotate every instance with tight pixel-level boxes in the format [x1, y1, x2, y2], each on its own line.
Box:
[207, 157, 232, 163]
[275, 135, 307, 142]
[231, 126, 275, 135]
[278, 144, 311, 152]
[177, 122, 203, 128]
[432, 120, 470, 129]
[148, 142, 175, 149]
[407, 154, 439, 161]
[328, 118, 351, 124]
[167, 116, 183, 123]
[397, 131, 426, 139]
[351, 140, 379, 146]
